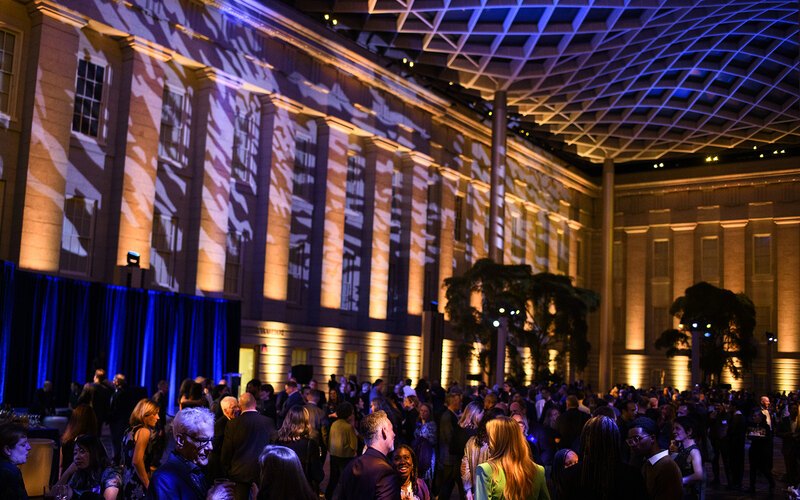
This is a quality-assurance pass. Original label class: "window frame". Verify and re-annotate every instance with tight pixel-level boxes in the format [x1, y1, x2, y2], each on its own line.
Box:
[158, 84, 188, 168]
[752, 234, 772, 276]
[71, 56, 110, 141]
[0, 25, 23, 124]
[59, 195, 97, 277]
[150, 212, 179, 290]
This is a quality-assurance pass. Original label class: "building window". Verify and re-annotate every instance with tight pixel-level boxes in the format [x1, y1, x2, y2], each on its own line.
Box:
[287, 241, 310, 304]
[388, 170, 404, 318]
[60, 196, 95, 275]
[344, 351, 359, 378]
[454, 194, 465, 242]
[701, 237, 719, 282]
[291, 348, 308, 366]
[232, 113, 256, 184]
[287, 135, 316, 304]
[653, 306, 671, 336]
[151, 214, 178, 288]
[535, 220, 549, 271]
[224, 231, 244, 295]
[613, 241, 623, 281]
[511, 212, 525, 264]
[484, 206, 490, 256]
[72, 59, 104, 137]
[557, 230, 568, 274]
[576, 238, 584, 279]
[341, 154, 365, 312]
[388, 354, 401, 384]
[755, 306, 771, 334]
[653, 239, 669, 278]
[0, 29, 17, 116]
[753, 234, 771, 275]
[159, 88, 185, 165]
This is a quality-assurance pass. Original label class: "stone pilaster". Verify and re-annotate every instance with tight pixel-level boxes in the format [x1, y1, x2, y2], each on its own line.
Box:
[524, 205, 538, 267]
[14, 4, 83, 271]
[671, 223, 696, 301]
[111, 37, 168, 271]
[776, 219, 800, 352]
[438, 169, 459, 314]
[363, 137, 396, 320]
[548, 214, 561, 273]
[262, 96, 301, 301]
[192, 69, 237, 294]
[470, 181, 489, 263]
[318, 117, 352, 310]
[400, 152, 431, 317]
[721, 221, 747, 293]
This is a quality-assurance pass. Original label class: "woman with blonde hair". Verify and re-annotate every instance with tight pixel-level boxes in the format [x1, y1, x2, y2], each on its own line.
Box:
[275, 405, 323, 492]
[121, 399, 159, 499]
[475, 416, 549, 500]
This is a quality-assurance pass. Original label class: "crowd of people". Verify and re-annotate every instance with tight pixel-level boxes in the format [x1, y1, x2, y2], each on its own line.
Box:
[2, 368, 800, 500]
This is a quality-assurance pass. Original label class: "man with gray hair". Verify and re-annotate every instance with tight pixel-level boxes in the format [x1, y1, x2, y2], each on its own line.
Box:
[336, 410, 400, 500]
[146, 407, 232, 499]
[209, 396, 240, 479]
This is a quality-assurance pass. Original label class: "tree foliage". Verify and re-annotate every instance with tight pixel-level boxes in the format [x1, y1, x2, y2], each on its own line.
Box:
[655, 281, 757, 381]
[443, 258, 599, 382]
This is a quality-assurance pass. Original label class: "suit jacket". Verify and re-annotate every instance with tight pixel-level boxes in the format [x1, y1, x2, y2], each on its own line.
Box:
[337, 446, 400, 500]
[208, 416, 230, 480]
[278, 391, 305, 423]
[221, 411, 275, 484]
[555, 408, 590, 451]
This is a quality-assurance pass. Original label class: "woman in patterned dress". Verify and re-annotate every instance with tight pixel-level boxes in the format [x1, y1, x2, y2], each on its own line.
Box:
[121, 399, 159, 499]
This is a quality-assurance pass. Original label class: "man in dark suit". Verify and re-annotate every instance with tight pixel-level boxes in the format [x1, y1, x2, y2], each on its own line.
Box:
[336, 410, 400, 500]
[556, 395, 590, 452]
[277, 380, 304, 424]
[221, 393, 275, 500]
[209, 396, 239, 480]
[109, 373, 138, 464]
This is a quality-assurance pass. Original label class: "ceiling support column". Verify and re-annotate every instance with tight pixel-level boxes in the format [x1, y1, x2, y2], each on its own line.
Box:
[488, 90, 507, 263]
[599, 158, 615, 394]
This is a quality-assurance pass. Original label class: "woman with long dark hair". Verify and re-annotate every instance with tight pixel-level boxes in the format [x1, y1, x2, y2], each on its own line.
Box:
[257, 445, 316, 500]
[474, 416, 549, 500]
[393, 444, 430, 500]
[54, 434, 121, 499]
[566, 416, 645, 500]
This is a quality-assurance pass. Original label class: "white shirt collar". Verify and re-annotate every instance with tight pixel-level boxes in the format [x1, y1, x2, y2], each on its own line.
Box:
[647, 449, 669, 465]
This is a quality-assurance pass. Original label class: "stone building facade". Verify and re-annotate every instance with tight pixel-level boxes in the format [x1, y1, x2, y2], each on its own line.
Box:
[0, 0, 797, 391]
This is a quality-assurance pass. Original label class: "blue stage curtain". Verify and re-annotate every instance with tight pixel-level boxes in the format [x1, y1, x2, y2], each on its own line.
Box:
[0, 261, 240, 410]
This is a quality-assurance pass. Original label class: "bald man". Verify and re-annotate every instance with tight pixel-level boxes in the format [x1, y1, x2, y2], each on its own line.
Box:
[221, 393, 275, 500]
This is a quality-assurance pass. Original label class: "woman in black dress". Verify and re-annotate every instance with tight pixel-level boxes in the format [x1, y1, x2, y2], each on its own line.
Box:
[672, 416, 704, 499]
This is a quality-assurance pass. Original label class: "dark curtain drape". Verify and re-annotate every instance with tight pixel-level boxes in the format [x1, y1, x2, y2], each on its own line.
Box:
[0, 261, 240, 415]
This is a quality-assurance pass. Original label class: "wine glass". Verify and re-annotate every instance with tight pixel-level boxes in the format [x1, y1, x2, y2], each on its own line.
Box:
[51, 484, 69, 500]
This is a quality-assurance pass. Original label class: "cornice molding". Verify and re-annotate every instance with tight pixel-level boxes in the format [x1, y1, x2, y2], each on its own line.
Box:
[29, 0, 88, 28]
[122, 36, 173, 62]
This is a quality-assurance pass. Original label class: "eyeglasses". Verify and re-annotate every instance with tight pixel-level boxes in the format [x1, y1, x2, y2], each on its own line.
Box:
[182, 434, 213, 448]
[626, 434, 647, 446]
